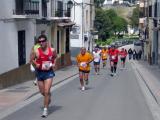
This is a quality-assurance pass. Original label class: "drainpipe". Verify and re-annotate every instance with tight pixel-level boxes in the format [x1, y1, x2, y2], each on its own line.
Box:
[146, 0, 152, 65]
[152, 0, 158, 64]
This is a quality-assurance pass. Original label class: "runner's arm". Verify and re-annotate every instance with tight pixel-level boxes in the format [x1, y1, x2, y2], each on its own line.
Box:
[31, 49, 40, 68]
[51, 48, 57, 70]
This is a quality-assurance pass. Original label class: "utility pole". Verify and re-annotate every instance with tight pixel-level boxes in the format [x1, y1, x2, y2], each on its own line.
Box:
[146, 0, 151, 64]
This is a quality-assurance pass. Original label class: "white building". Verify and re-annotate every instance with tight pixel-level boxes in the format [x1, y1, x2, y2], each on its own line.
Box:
[0, 0, 74, 88]
[103, 0, 122, 5]
[70, 0, 95, 51]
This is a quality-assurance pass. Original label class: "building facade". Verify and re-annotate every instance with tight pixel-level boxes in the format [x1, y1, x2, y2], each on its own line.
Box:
[139, 0, 160, 66]
[70, 0, 95, 51]
[103, 0, 124, 5]
[0, 0, 74, 88]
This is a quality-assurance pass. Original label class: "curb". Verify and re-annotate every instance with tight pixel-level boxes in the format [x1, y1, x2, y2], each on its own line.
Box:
[25, 72, 78, 100]
[0, 72, 79, 120]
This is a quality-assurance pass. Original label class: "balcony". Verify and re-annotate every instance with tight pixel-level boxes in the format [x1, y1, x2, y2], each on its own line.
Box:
[54, 10, 71, 17]
[50, 0, 71, 20]
[13, 0, 39, 18]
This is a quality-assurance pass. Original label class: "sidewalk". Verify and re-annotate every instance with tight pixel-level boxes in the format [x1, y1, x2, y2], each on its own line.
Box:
[0, 65, 78, 115]
[131, 60, 160, 105]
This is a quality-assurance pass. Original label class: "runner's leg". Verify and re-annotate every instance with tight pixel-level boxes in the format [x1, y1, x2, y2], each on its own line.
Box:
[84, 72, 89, 85]
[79, 71, 84, 88]
[44, 78, 53, 108]
[37, 80, 45, 96]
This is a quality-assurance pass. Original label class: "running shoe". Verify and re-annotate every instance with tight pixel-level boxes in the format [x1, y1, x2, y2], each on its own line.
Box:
[33, 80, 37, 86]
[41, 108, 48, 118]
[110, 73, 114, 76]
[81, 86, 85, 91]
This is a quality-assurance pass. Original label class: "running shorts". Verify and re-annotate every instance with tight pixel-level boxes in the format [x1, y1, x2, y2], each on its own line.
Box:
[36, 69, 55, 81]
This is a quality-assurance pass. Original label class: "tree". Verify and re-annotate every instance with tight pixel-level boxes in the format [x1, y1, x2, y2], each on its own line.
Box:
[94, 8, 112, 40]
[94, 8, 128, 40]
[113, 16, 128, 37]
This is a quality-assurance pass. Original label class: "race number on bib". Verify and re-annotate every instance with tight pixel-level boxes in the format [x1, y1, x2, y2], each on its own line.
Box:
[42, 61, 52, 70]
[80, 62, 87, 68]
[111, 55, 116, 60]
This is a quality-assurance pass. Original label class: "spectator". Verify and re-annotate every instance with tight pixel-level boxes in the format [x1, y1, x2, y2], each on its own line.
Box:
[138, 50, 142, 60]
[128, 48, 133, 60]
[133, 49, 137, 60]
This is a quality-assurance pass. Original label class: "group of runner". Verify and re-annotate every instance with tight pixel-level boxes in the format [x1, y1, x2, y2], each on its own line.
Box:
[76, 45, 128, 90]
[29, 35, 128, 117]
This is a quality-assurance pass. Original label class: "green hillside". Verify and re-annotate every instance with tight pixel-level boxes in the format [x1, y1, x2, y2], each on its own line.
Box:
[114, 7, 135, 22]
[103, 6, 136, 22]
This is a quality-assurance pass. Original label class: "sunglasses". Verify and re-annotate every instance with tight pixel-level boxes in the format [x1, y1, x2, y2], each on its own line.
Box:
[38, 40, 46, 43]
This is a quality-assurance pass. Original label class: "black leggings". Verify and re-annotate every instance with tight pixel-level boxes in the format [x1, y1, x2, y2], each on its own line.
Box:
[111, 62, 117, 73]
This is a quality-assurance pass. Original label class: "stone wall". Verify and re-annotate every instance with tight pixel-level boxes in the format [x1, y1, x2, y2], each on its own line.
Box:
[0, 52, 72, 89]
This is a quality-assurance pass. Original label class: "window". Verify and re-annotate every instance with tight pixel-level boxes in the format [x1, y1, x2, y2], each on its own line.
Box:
[154, 1, 157, 17]
[56, 1, 63, 17]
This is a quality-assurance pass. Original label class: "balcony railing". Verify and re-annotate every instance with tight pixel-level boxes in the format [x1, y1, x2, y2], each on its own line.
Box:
[52, 10, 71, 17]
[13, 1, 39, 15]
[50, 0, 71, 18]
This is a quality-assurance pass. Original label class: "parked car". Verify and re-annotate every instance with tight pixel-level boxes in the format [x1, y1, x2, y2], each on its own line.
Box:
[133, 41, 142, 52]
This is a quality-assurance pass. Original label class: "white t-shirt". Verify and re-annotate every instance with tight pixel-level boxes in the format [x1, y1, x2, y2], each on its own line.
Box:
[93, 51, 101, 62]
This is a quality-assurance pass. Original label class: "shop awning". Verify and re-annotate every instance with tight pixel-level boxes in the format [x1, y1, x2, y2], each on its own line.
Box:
[58, 22, 75, 27]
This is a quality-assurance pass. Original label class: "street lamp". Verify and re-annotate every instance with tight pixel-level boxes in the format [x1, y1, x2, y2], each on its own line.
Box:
[67, 1, 74, 17]
[67, 1, 74, 9]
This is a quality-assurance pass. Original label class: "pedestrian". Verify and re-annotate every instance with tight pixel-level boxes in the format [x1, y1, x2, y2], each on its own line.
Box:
[31, 34, 57, 117]
[76, 47, 93, 91]
[133, 49, 137, 60]
[93, 47, 101, 75]
[30, 37, 41, 85]
[119, 48, 127, 68]
[138, 50, 142, 60]
[101, 47, 108, 68]
[128, 48, 133, 60]
[108, 45, 119, 76]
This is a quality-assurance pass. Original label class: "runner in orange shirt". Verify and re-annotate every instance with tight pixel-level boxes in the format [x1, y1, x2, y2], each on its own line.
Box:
[76, 47, 93, 91]
[101, 47, 108, 68]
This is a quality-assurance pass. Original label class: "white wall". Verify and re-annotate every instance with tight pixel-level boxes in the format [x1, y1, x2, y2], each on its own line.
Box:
[0, 21, 18, 74]
[0, 19, 38, 74]
[70, 0, 91, 48]
[16, 20, 36, 63]
[70, 3, 83, 47]
[0, 0, 15, 19]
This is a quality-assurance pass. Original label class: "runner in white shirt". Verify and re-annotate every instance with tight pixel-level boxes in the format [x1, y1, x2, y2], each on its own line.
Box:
[93, 48, 101, 75]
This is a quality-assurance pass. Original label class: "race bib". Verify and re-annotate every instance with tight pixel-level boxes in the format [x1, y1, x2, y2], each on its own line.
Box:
[103, 54, 106, 57]
[120, 55, 125, 58]
[111, 55, 116, 60]
[42, 61, 52, 70]
[80, 62, 87, 68]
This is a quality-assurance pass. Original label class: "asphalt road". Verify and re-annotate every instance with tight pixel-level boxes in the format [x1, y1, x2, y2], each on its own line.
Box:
[1, 60, 154, 120]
